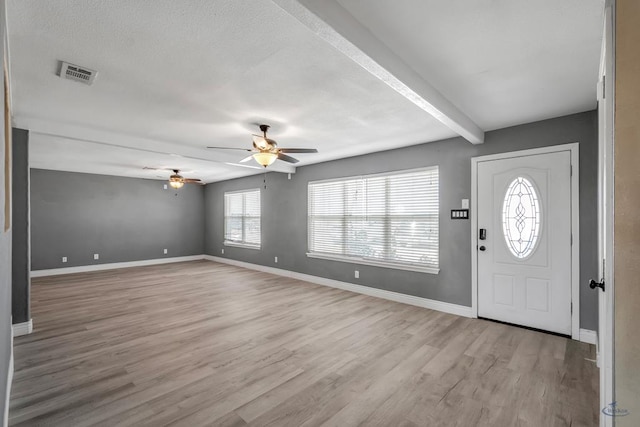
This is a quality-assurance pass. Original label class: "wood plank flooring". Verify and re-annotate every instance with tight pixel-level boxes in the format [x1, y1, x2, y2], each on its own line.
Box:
[10, 260, 598, 426]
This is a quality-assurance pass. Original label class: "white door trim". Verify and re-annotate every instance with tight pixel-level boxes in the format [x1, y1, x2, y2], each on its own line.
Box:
[471, 142, 580, 340]
[597, 0, 615, 424]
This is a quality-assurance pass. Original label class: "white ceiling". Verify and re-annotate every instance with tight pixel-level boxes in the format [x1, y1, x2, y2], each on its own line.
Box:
[335, 0, 605, 131]
[8, 0, 604, 183]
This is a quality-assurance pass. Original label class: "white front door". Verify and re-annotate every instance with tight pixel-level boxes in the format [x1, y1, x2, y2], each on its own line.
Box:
[477, 151, 572, 335]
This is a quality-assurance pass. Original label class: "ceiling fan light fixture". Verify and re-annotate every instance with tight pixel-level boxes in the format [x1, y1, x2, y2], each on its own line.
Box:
[169, 175, 185, 189]
[253, 152, 278, 167]
[207, 123, 317, 167]
[169, 180, 184, 189]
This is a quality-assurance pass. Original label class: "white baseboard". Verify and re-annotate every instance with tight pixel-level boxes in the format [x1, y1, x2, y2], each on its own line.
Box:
[204, 255, 474, 318]
[30, 255, 205, 278]
[12, 319, 33, 337]
[4, 317, 14, 427]
[4, 353, 12, 427]
[579, 328, 597, 345]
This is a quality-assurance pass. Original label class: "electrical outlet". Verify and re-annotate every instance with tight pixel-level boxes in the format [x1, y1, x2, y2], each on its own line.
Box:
[274, 256, 278, 263]
[62, 256, 67, 263]
[354, 270, 359, 279]
[221, 248, 224, 254]
[163, 248, 168, 254]
[94, 253, 99, 260]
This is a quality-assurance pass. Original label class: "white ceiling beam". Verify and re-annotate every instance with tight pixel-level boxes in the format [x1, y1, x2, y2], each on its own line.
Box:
[272, 0, 485, 144]
[15, 116, 297, 174]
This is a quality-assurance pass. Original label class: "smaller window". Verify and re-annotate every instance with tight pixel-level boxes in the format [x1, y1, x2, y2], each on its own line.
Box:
[224, 189, 261, 249]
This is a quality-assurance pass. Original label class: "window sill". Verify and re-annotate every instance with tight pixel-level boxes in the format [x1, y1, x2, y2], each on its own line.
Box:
[224, 241, 261, 250]
[306, 252, 439, 275]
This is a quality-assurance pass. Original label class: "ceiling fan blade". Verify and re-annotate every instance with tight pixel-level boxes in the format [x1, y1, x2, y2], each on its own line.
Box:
[277, 153, 299, 164]
[143, 166, 174, 171]
[183, 178, 201, 183]
[224, 162, 262, 170]
[207, 146, 253, 151]
[278, 148, 318, 153]
[239, 155, 254, 163]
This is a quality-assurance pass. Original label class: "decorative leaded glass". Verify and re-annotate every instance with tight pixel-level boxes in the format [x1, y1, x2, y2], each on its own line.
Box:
[502, 177, 541, 258]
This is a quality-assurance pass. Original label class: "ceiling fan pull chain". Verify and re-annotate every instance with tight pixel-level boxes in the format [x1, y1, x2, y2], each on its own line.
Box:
[264, 171, 267, 189]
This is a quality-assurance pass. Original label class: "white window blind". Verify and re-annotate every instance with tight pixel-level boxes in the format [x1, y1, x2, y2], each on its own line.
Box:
[224, 189, 261, 248]
[307, 167, 439, 273]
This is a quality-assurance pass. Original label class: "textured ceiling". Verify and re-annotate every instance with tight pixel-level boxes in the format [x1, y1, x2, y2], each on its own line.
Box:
[335, 0, 604, 130]
[8, 0, 604, 183]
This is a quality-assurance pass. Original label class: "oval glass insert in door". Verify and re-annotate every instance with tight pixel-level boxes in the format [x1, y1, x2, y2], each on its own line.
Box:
[501, 176, 541, 259]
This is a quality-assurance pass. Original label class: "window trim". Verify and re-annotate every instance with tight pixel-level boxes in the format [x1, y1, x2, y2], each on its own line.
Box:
[306, 166, 438, 185]
[223, 241, 261, 250]
[306, 252, 440, 274]
[307, 166, 439, 275]
[223, 188, 262, 250]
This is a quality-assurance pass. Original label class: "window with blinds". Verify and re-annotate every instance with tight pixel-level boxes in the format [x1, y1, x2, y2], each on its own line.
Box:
[307, 167, 439, 273]
[224, 189, 261, 249]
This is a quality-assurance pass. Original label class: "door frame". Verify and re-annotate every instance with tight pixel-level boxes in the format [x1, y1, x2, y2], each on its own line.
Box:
[597, 0, 615, 423]
[471, 143, 580, 340]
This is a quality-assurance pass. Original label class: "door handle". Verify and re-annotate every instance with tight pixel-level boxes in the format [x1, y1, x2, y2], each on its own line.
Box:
[589, 279, 605, 291]
[479, 246, 486, 251]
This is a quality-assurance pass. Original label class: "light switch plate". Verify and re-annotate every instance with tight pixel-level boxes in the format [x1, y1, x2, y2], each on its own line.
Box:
[451, 209, 469, 220]
[462, 199, 469, 209]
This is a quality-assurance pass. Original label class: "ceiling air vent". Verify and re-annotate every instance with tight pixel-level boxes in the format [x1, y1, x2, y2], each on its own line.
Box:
[59, 61, 97, 85]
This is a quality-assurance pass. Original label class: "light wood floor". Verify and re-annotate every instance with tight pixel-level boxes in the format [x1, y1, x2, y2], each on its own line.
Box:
[10, 260, 598, 426]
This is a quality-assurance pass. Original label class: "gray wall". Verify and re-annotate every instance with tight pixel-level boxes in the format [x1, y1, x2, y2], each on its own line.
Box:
[31, 170, 205, 270]
[205, 111, 599, 331]
[12, 128, 29, 324]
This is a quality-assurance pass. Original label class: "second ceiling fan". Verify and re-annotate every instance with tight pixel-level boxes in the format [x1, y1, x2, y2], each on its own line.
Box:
[143, 167, 202, 189]
[208, 124, 318, 167]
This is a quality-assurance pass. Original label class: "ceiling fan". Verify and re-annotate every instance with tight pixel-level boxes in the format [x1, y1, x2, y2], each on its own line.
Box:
[207, 124, 318, 167]
[144, 167, 202, 189]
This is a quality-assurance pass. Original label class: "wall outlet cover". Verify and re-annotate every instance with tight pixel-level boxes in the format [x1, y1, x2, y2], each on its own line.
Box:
[62, 256, 67, 263]
[93, 253, 99, 260]
[163, 248, 168, 254]
[354, 270, 359, 278]
[274, 256, 278, 263]
[462, 199, 469, 209]
[221, 249, 224, 254]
